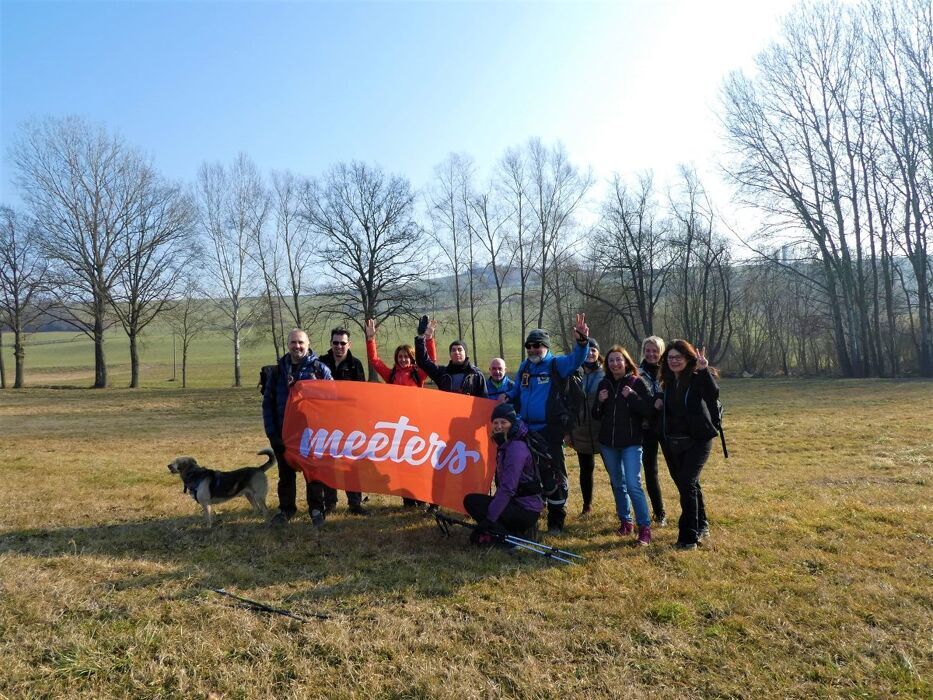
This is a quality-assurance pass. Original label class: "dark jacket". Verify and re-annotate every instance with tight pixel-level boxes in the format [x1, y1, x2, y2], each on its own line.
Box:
[262, 351, 332, 445]
[415, 336, 487, 397]
[661, 368, 720, 442]
[489, 421, 544, 522]
[570, 364, 605, 455]
[592, 372, 653, 448]
[322, 349, 366, 382]
[639, 360, 662, 437]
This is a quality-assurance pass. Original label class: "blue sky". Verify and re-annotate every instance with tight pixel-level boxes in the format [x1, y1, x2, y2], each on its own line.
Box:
[1, 0, 797, 208]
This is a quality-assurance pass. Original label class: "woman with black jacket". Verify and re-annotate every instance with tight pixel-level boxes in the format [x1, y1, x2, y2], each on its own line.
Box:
[639, 335, 667, 526]
[656, 339, 719, 550]
[592, 345, 655, 546]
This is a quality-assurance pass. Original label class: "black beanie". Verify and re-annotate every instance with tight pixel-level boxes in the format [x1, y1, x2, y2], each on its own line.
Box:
[491, 403, 517, 423]
[525, 329, 550, 347]
[449, 339, 468, 354]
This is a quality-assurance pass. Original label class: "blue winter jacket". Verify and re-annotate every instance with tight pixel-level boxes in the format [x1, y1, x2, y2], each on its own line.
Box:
[505, 340, 589, 432]
[262, 351, 332, 442]
[485, 375, 515, 401]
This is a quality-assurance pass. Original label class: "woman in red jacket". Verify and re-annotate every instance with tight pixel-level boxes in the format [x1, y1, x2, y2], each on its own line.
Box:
[365, 317, 437, 507]
[365, 317, 436, 387]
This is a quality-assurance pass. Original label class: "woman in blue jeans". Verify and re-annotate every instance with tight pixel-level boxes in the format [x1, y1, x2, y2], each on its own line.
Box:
[592, 345, 654, 545]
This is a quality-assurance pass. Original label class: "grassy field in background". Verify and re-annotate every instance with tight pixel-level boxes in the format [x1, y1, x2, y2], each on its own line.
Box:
[0, 378, 931, 698]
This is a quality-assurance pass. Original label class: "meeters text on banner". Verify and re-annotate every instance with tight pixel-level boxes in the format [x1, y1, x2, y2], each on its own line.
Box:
[282, 380, 498, 513]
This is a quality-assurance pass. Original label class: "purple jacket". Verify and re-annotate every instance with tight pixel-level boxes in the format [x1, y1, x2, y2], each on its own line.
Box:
[488, 422, 544, 522]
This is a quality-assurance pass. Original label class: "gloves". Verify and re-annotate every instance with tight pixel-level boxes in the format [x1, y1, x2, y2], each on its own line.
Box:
[417, 315, 429, 336]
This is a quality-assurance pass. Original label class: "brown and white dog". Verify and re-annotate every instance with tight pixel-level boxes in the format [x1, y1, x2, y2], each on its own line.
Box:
[167, 448, 276, 527]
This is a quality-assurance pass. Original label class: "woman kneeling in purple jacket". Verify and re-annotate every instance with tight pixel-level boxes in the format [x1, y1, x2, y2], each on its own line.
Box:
[463, 403, 544, 539]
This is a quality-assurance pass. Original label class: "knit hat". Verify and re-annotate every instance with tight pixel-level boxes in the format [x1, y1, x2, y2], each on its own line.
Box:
[524, 329, 550, 348]
[588, 338, 599, 350]
[491, 403, 517, 423]
[449, 339, 468, 353]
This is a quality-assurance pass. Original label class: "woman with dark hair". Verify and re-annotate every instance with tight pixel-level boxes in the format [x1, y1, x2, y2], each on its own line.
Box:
[656, 339, 719, 550]
[592, 345, 654, 546]
[569, 339, 605, 516]
[639, 335, 667, 526]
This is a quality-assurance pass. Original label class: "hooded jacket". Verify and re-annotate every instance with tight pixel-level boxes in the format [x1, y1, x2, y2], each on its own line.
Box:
[488, 420, 544, 522]
[367, 337, 435, 387]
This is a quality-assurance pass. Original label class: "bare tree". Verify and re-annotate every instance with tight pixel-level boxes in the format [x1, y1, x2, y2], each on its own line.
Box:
[467, 189, 514, 358]
[196, 154, 264, 387]
[301, 161, 427, 347]
[497, 147, 537, 344]
[12, 116, 147, 388]
[270, 169, 317, 329]
[166, 274, 212, 388]
[0, 206, 49, 388]
[109, 176, 195, 387]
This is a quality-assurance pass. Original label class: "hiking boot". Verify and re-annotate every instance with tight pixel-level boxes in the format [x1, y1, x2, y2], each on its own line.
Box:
[637, 525, 652, 546]
[348, 504, 370, 516]
[269, 511, 290, 528]
[310, 509, 326, 528]
[616, 521, 635, 537]
[546, 525, 564, 536]
[654, 514, 667, 527]
[323, 502, 337, 515]
[425, 504, 439, 516]
[674, 541, 698, 551]
[698, 525, 710, 541]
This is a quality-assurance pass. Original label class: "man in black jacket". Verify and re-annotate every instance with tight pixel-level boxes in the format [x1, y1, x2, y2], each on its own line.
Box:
[414, 316, 487, 398]
[321, 326, 369, 515]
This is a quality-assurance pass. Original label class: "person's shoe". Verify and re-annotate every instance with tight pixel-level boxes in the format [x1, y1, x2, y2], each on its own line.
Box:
[674, 541, 698, 551]
[269, 511, 290, 527]
[546, 525, 564, 536]
[654, 514, 667, 527]
[425, 504, 439, 515]
[323, 502, 337, 515]
[580, 504, 592, 517]
[698, 525, 710, 541]
[310, 509, 326, 528]
[348, 504, 370, 516]
[636, 525, 652, 546]
[616, 521, 635, 537]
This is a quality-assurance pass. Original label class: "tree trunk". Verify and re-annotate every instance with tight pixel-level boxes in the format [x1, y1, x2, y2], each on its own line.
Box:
[233, 324, 242, 388]
[0, 329, 5, 389]
[129, 331, 140, 388]
[93, 293, 107, 388]
[14, 328, 25, 388]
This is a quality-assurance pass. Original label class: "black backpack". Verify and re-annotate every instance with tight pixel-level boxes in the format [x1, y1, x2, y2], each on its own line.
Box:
[510, 430, 554, 498]
[546, 362, 585, 430]
[705, 396, 728, 458]
[258, 364, 279, 395]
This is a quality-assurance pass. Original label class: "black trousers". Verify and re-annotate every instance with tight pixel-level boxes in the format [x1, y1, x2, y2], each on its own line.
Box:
[660, 438, 712, 545]
[463, 494, 540, 535]
[275, 450, 360, 515]
[576, 452, 595, 508]
[641, 430, 667, 519]
[533, 426, 569, 530]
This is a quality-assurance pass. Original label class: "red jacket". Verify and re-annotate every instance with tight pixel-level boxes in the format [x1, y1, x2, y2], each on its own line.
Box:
[366, 337, 436, 387]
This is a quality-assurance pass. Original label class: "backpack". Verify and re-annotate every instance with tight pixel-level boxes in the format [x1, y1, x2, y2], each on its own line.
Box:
[258, 364, 279, 395]
[546, 362, 585, 430]
[707, 396, 728, 458]
[510, 430, 554, 498]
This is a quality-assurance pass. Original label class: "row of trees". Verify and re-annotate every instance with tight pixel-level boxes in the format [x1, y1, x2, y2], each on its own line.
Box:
[1, 0, 929, 387]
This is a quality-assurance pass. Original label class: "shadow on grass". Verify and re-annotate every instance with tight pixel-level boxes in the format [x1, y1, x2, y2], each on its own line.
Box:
[0, 507, 559, 608]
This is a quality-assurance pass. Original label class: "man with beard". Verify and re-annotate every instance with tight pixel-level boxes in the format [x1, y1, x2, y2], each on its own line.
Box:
[504, 313, 590, 534]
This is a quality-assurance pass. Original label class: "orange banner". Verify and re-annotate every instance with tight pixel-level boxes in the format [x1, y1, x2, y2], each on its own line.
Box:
[283, 381, 497, 513]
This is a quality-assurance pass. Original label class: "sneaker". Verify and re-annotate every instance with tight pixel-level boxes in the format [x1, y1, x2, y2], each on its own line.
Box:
[654, 514, 667, 527]
[616, 521, 635, 537]
[698, 525, 710, 541]
[348, 504, 370, 516]
[674, 541, 698, 551]
[425, 504, 439, 515]
[269, 511, 290, 527]
[637, 525, 652, 546]
[310, 509, 326, 528]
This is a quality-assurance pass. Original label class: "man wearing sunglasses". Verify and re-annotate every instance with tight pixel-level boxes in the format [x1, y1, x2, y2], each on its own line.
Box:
[321, 327, 369, 516]
[504, 313, 591, 534]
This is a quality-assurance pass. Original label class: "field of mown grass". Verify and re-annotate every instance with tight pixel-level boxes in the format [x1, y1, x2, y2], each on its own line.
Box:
[0, 377, 930, 699]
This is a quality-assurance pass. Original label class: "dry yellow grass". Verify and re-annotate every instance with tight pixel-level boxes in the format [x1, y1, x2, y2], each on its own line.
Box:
[0, 379, 931, 699]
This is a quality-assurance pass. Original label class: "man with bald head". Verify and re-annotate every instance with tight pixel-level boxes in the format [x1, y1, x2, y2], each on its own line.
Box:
[486, 357, 514, 401]
[263, 328, 333, 527]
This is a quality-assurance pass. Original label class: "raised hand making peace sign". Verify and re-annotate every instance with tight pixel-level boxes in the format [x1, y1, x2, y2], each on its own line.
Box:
[696, 346, 709, 372]
[574, 312, 589, 343]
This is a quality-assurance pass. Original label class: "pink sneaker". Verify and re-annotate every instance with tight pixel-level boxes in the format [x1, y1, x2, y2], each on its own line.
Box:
[637, 525, 652, 546]
[616, 521, 635, 537]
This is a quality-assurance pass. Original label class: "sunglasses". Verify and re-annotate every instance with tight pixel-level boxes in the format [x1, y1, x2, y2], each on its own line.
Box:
[331, 340, 348, 346]
[525, 342, 545, 350]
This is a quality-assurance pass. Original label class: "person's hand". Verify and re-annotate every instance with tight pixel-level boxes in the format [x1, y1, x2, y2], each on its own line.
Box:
[654, 398, 663, 410]
[621, 385, 633, 398]
[574, 312, 589, 342]
[696, 346, 709, 372]
[365, 318, 376, 339]
[425, 318, 437, 340]
[498, 394, 509, 404]
[417, 315, 429, 336]
[598, 388, 609, 402]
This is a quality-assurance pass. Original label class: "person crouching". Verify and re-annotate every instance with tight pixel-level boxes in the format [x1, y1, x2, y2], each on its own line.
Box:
[463, 403, 543, 541]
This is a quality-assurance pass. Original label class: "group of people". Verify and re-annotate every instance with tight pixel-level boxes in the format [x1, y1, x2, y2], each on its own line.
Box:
[261, 314, 720, 551]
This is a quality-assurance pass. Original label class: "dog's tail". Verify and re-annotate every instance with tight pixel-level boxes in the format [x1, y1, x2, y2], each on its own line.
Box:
[256, 447, 277, 471]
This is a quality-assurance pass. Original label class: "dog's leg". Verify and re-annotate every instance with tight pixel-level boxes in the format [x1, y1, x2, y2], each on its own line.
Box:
[203, 503, 213, 527]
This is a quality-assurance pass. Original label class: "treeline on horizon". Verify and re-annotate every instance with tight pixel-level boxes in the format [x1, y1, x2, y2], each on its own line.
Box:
[0, 0, 930, 389]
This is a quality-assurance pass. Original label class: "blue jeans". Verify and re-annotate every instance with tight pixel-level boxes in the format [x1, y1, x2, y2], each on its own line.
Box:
[599, 444, 651, 527]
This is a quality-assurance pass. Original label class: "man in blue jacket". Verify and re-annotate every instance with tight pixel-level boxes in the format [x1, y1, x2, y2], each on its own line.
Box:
[263, 328, 333, 527]
[505, 313, 590, 534]
[486, 357, 514, 401]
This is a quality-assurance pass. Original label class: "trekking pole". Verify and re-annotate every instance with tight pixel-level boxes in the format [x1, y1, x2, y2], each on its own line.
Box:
[209, 588, 329, 621]
[434, 513, 582, 564]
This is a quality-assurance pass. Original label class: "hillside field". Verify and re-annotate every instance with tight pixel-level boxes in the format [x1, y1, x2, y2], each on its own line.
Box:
[0, 377, 930, 698]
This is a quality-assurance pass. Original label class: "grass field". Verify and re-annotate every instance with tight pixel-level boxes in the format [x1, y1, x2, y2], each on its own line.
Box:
[0, 377, 931, 698]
